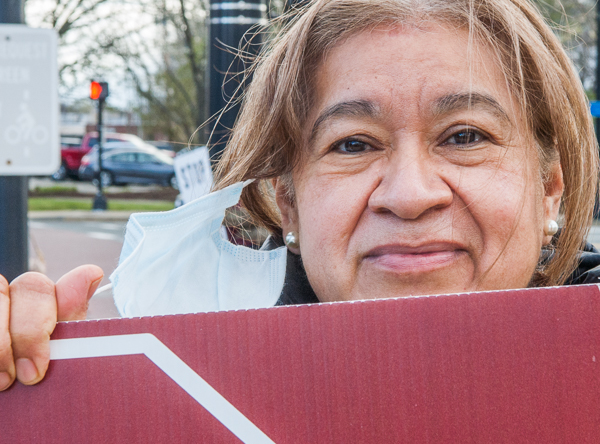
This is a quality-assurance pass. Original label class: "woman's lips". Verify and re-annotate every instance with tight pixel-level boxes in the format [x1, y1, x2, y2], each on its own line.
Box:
[363, 244, 465, 273]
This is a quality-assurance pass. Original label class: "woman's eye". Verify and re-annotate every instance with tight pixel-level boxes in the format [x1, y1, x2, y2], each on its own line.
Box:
[335, 139, 370, 153]
[445, 129, 485, 146]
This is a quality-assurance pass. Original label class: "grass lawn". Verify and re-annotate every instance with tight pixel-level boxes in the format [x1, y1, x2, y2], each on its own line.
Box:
[31, 185, 78, 194]
[29, 197, 174, 212]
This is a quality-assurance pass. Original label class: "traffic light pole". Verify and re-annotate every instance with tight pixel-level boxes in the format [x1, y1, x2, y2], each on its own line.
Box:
[93, 97, 107, 210]
[0, 0, 28, 281]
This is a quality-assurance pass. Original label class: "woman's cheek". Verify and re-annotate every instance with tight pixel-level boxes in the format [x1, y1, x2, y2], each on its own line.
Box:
[296, 171, 375, 298]
[456, 162, 542, 286]
[457, 159, 529, 220]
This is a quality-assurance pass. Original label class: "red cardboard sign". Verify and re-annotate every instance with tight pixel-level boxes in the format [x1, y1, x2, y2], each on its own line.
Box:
[2, 284, 600, 443]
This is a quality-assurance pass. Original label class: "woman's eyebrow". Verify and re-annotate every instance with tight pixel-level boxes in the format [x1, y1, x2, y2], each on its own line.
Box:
[432, 92, 512, 125]
[309, 99, 380, 142]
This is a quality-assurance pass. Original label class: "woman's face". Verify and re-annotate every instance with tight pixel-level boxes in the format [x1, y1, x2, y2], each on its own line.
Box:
[276, 24, 563, 302]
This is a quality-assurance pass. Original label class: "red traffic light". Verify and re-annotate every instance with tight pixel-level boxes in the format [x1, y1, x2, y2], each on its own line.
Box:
[90, 81, 109, 100]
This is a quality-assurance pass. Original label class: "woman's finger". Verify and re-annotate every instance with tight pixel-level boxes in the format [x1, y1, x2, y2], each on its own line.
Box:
[0, 275, 15, 391]
[9, 272, 57, 386]
[55, 265, 103, 321]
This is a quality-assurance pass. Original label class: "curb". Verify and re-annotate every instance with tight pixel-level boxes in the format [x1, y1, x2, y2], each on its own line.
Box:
[28, 210, 134, 222]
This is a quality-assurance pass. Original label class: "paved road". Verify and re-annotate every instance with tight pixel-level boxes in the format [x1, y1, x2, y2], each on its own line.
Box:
[30, 220, 126, 244]
[29, 219, 127, 319]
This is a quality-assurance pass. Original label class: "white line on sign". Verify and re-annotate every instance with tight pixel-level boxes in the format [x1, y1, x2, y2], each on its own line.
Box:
[50, 334, 275, 444]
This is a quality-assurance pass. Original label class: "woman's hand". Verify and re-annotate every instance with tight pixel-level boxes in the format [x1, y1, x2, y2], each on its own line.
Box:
[0, 265, 103, 391]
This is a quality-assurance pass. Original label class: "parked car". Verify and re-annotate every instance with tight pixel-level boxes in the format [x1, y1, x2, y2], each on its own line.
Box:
[146, 140, 177, 158]
[78, 144, 177, 188]
[51, 136, 83, 180]
[51, 132, 154, 181]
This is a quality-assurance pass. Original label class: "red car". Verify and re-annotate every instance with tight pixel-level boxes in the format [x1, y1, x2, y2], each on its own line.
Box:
[52, 132, 146, 180]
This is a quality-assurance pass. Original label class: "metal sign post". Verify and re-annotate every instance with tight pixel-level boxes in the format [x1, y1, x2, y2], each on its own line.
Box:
[0, 4, 25, 283]
[0, 4, 26, 283]
[0, 3, 58, 280]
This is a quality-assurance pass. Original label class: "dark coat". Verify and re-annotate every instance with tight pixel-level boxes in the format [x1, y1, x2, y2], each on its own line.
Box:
[565, 242, 600, 285]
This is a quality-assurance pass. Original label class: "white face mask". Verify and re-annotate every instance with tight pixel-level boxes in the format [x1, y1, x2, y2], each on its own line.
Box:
[110, 180, 287, 317]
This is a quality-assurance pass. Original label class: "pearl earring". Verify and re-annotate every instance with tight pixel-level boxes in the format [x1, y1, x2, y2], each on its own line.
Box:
[544, 219, 559, 236]
[285, 231, 299, 249]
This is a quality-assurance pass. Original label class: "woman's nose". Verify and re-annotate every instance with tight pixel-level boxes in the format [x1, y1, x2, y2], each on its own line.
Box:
[368, 151, 454, 220]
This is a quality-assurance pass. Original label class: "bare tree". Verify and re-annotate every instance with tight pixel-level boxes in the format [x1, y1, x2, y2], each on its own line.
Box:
[25, 0, 209, 145]
[534, 0, 597, 93]
[111, 0, 209, 145]
[25, 0, 153, 98]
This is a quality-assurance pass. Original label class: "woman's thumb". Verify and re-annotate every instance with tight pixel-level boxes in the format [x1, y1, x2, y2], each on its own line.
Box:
[55, 265, 104, 321]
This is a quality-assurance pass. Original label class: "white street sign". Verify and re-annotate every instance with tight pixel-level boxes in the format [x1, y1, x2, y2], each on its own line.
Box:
[174, 146, 213, 204]
[0, 25, 59, 175]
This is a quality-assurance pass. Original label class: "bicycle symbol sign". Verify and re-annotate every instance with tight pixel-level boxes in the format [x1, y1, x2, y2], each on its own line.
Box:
[0, 25, 59, 175]
[3, 91, 50, 157]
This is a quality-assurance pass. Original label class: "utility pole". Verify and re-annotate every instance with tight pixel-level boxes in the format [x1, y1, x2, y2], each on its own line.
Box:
[207, 0, 266, 162]
[0, 0, 28, 281]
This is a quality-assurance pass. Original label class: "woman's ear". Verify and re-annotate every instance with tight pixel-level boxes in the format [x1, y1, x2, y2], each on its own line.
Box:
[272, 177, 301, 254]
[542, 162, 564, 243]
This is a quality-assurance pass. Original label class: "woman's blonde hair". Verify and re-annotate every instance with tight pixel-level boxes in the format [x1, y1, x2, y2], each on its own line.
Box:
[215, 0, 599, 286]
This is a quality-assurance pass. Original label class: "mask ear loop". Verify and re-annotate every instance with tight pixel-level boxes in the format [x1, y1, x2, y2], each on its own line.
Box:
[93, 283, 113, 297]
